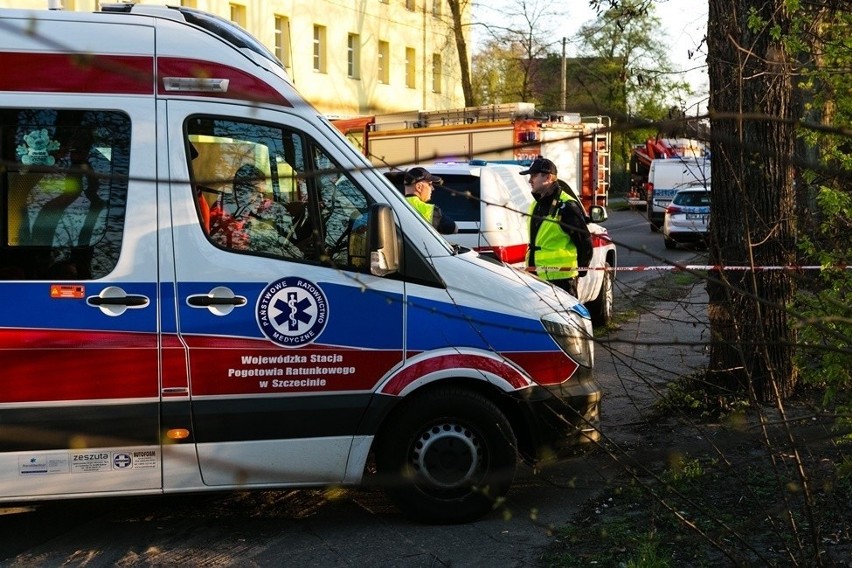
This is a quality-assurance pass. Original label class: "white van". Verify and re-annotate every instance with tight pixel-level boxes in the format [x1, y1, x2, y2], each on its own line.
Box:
[382, 161, 532, 266]
[383, 161, 617, 326]
[0, 5, 599, 524]
[646, 157, 711, 231]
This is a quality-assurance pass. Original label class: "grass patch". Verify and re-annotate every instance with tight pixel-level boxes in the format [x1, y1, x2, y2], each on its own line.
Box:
[546, 447, 852, 566]
[594, 306, 640, 337]
[646, 270, 704, 302]
[651, 374, 752, 422]
[545, 386, 852, 566]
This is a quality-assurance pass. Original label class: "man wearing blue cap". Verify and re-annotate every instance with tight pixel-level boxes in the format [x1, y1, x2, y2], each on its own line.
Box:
[520, 157, 592, 297]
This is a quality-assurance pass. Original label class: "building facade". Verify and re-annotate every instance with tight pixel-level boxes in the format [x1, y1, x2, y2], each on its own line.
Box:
[3, 0, 469, 115]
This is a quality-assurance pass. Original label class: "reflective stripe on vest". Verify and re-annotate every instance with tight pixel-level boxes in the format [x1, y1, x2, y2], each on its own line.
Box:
[527, 193, 579, 280]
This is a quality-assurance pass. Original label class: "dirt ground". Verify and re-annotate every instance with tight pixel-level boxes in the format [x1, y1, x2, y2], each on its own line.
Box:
[545, 276, 852, 566]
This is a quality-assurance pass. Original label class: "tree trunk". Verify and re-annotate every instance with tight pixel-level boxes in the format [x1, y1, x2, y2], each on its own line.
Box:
[706, 0, 798, 402]
[447, 0, 474, 106]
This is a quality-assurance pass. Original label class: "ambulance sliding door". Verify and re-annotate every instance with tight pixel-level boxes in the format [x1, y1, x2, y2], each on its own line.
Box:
[0, 103, 162, 498]
[165, 101, 405, 486]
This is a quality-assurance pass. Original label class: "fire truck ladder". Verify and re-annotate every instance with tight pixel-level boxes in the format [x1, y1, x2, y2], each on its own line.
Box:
[585, 115, 611, 207]
[417, 102, 536, 127]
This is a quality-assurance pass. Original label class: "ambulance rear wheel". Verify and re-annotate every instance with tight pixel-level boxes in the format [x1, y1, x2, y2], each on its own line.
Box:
[375, 387, 517, 524]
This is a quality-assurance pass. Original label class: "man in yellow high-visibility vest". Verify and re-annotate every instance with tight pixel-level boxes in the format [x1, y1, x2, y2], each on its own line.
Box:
[520, 157, 592, 298]
[403, 167, 457, 234]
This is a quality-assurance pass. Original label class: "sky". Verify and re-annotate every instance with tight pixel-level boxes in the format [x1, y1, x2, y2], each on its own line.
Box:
[473, 0, 709, 115]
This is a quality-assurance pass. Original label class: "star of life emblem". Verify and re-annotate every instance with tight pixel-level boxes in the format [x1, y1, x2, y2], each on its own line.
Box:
[257, 277, 328, 348]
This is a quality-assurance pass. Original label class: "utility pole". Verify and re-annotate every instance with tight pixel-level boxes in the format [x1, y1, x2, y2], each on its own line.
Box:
[561, 37, 567, 111]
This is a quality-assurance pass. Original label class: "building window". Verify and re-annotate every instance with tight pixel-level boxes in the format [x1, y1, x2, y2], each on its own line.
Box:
[347, 34, 361, 79]
[313, 25, 327, 73]
[405, 47, 416, 89]
[229, 3, 246, 29]
[378, 41, 390, 84]
[432, 0, 442, 17]
[432, 53, 442, 93]
[405, 0, 415, 10]
[274, 16, 291, 69]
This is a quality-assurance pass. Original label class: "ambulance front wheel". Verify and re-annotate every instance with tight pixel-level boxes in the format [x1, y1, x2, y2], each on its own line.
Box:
[375, 386, 518, 524]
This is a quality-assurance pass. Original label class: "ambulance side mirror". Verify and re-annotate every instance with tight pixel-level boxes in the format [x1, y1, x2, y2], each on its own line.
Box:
[368, 203, 400, 276]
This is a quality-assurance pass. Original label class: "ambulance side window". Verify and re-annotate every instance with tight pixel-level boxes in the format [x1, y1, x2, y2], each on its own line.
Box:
[186, 116, 372, 271]
[310, 146, 371, 269]
[0, 109, 130, 280]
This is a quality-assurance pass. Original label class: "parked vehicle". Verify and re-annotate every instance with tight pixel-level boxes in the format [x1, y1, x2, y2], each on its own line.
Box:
[383, 161, 617, 326]
[382, 161, 531, 267]
[0, 4, 600, 524]
[663, 186, 711, 249]
[628, 137, 707, 207]
[583, 220, 617, 327]
[647, 157, 711, 231]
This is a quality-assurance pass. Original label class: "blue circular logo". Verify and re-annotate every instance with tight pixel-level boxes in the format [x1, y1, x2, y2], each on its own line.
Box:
[257, 277, 329, 348]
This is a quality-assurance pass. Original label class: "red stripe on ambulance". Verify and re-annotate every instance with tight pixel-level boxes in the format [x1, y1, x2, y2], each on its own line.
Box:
[0, 329, 157, 403]
[381, 353, 534, 396]
[0, 52, 154, 94]
[0, 52, 291, 106]
[504, 351, 580, 386]
[156, 57, 292, 106]
[181, 337, 402, 396]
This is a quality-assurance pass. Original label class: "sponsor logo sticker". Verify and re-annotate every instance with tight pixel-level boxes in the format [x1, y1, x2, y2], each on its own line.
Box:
[71, 451, 110, 473]
[257, 277, 329, 348]
[19, 454, 69, 475]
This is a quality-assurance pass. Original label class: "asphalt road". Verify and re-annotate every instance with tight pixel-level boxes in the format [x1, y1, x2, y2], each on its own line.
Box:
[0, 206, 711, 567]
[604, 204, 709, 297]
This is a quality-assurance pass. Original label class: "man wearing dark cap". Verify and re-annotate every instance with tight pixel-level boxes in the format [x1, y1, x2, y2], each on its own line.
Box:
[520, 157, 592, 297]
[403, 166, 457, 234]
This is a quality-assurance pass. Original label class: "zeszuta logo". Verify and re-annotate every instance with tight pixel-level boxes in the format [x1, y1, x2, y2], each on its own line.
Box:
[257, 277, 328, 348]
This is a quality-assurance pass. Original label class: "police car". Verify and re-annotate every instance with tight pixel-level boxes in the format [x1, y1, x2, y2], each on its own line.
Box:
[663, 185, 711, 249]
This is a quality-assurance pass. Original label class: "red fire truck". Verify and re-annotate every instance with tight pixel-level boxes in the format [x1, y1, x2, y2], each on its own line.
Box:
[332, 103, 611, 212]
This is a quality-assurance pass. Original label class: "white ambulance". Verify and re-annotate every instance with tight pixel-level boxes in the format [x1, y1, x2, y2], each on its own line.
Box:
[0, 4, 599, 524]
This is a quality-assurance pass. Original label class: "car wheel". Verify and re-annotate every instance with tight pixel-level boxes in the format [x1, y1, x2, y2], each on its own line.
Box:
[586, 261, 613, 327]
[664, 236, 677, 249]
[375, 387, 517, 524]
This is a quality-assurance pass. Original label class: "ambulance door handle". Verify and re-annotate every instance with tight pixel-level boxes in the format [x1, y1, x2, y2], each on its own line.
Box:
[186, 287, 247, 316]
[86, 286, 150, 317]
[187, 296, 247, 307]
[89, 295, 149, 307]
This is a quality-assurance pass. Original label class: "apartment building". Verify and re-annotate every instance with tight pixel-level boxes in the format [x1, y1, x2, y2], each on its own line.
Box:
[4, 0, 469, 115]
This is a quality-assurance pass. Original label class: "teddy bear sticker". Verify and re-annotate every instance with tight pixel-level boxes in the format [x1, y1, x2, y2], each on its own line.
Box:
[16, 128, 61, 166]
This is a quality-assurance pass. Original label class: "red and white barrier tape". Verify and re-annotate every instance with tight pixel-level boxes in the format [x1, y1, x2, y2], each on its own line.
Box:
[527, 264, 851, 273]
